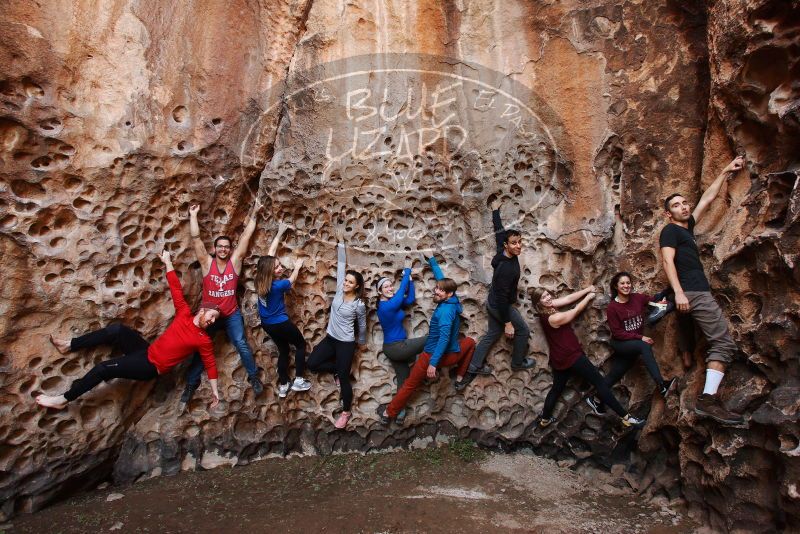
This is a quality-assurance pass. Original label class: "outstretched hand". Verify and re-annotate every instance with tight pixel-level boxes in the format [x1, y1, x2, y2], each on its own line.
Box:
[160, 250, 172, 264]
[294, 257, 305, 269]
[490, 197, 502, 211]
[724, 155, 745, 174]
[334, 225, 345, 243]
[278, 220, 291, 234]
[189, 204, 200, 218]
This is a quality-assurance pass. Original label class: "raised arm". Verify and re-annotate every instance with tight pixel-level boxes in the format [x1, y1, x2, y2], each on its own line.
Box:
[549, 292, 595, 327]
[491, 198, 505, 253]
[551, 285, 595, 308]
[159, 250, 189, 315]
[288, 257, 304, 285]
[335, 226, 346, 289]
[267, 221, 290, 256]
[402, 270, 416, 307]
[382, 268, 412, 313]
[188, 205, 211, 271]
[427, 255, 445, 281]
[232, 201, 260, 269]
[692, 156, 745, 223]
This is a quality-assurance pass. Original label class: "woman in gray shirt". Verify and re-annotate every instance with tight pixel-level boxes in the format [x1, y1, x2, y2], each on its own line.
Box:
[307, 227, 367, 429]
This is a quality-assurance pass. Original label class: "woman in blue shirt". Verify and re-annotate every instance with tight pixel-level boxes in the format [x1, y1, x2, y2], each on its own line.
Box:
[254, 222, 311, 398]
[375, 261, 426, 423]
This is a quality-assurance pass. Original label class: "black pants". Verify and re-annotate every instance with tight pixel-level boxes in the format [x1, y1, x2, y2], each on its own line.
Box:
[606, 339, 665, 389]
[64, 323, 158, 401]
[307, 334, 356, 411]
[261, 320, 307, 385]
[542, 354, 626, 418]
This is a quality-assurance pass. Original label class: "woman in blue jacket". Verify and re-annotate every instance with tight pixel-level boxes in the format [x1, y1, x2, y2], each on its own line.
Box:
[375, 262, 427, 423]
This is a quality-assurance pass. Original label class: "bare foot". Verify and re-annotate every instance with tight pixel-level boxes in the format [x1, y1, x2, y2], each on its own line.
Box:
[36, 394, 68, 410]
[49, 334, 71, 355]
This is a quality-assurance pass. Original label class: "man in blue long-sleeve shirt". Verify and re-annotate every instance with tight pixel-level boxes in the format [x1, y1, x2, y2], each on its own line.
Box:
[457, 198, 534, 391]
[377, 256, 476, 424]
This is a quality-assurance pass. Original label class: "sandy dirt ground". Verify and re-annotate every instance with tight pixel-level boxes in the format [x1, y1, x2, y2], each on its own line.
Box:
[6, 445, 695, 533]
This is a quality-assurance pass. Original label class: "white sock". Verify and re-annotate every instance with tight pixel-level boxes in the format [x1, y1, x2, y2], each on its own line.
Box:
[702, 369, 724, 395]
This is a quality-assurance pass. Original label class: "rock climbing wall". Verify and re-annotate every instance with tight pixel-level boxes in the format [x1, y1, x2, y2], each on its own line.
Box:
[0, 0, 797, 531]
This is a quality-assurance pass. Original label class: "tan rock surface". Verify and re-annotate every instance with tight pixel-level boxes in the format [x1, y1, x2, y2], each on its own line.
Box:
[1, 0, 797, 531]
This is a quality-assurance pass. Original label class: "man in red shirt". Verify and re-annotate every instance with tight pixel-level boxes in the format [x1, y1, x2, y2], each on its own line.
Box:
[36, 251, 221, 409]
[181, 201, 262, 403]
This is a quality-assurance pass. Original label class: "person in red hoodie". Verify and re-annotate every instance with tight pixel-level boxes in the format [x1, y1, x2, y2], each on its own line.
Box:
[585, 272, 675, 415]
[35, 250, 221, 409]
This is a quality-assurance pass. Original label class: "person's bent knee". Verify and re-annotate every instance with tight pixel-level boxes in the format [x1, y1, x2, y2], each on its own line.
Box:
[95, 362, 115, 382]
[706, 352, 732, 366]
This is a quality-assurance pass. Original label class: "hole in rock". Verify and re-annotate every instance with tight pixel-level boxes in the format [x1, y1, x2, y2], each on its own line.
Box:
[72, 197, 91, 209]
[40, 376, 64, 392]
[172, 106, 188, 123]
[30, 156, 52, 169]
[22, 78, 44, 98]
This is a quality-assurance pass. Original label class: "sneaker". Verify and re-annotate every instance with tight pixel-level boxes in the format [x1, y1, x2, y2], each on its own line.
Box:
[376, 404, 392, 425]
[694, 394, 744, 425]
[469, 364, 493, 376]
[334, 411, 352, 429]
[291, 377, 312, 392]
[395, 408, 407, 425]
[535, 415, 556, 428]
[647, 300, 674, 326]
[659, 377, 677, 399]
[622, 414, 646, 428]
[585, 395, 607, 415]
[249, 375, 264, 397]
[454, 373, 476, 392]
[333, 374, 340, 387]
[511, 358, 536, 371]
[278, 382, 290, 398]
[180, 383, 199, 404]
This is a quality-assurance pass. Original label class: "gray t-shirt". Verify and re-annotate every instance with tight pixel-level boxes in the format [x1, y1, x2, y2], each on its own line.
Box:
[327, 243, 367, 344]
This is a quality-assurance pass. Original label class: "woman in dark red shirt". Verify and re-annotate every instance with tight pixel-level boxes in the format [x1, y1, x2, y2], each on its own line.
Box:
[531, 285, 644, 429]
[586, 272, 675, 414]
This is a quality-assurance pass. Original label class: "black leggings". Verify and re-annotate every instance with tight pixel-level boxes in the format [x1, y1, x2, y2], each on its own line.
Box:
[606, 339, 665, 389]
[261, 320, 307, 385]
[306, 334, 356, 411]
[542, 354, 626, 418]
[64, 324, 158, 401]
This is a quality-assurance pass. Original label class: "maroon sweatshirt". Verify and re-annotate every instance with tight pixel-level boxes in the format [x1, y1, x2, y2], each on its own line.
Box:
[605, 293, 651, 341]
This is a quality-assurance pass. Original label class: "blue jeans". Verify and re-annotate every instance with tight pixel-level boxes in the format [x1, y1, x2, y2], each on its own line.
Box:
[185, 308, 257, 387]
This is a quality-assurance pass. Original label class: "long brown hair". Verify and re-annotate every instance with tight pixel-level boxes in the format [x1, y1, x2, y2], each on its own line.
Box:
[530, 287, 554, 315]
[255, 255, 277, 297]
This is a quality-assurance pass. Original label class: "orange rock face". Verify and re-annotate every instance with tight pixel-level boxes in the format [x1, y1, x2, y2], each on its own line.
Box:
[1, 0, 797, 530]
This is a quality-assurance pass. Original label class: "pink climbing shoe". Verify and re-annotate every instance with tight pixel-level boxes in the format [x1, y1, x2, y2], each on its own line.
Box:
[334, 411, 351, 429]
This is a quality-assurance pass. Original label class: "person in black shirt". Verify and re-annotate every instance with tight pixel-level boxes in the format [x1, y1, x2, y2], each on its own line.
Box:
[660, 155, 745, 425]
[456, 197, 534, 391]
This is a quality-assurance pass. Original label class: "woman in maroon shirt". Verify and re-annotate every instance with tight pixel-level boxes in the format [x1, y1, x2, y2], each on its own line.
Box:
[586, 272, 675, 415]
[531, 285, 644, 429]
